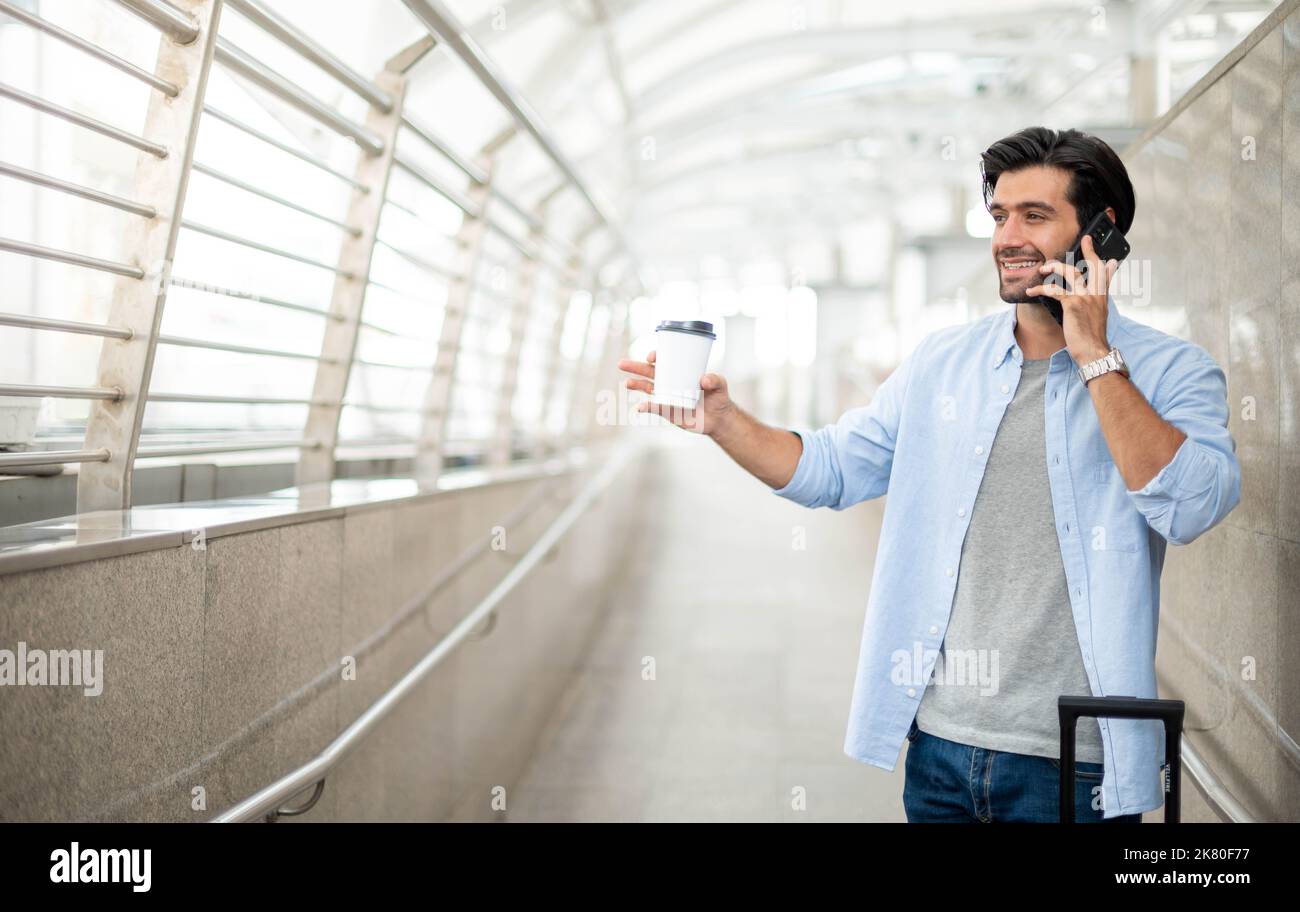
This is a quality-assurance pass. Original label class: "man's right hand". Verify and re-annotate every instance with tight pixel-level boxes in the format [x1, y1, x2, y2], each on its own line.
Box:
[617, 350, 735, 437]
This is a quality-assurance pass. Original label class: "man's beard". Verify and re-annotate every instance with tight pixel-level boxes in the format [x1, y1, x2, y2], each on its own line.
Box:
[999, 271, 1053, 307]
[997, 240, 1072, 307]
[999, 280, 1034, 304]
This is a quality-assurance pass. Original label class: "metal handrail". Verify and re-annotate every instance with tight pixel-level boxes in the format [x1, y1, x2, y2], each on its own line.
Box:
[358, 317, 427, 340]
[136, 438, 320, 458]
[169, 276, 342, 321]
[210, 442, 637, 821]
[398, 115, 550, 249]
[485, 219, 539, 261]
[86, 454, 579, 823]
[0, 448, 110, 469]
[343, 401, 439, 416]
[394, 153, 479, 217]
[0, 382, 122, 400]
[0, 160, 156, 217]
[181, 219, 357, 278]
[0, 1, 179, 95]
[1179, 733, 1255, 823]
[374, 236, 460, 281]
[352, 358, 435, 373]
[400, 115, 488, 185]
[0, 236, 145, 278]
[147, 392, 327, 406]
[214, 38, 384, 155]
[191, 161, 360, 236]
[1153, 666, 1258, 822]
[0, 311, 133, 339]
[365, 276, 447, 303]
[225, 0, 394, 112]
[156, 333, 335, 362]
[111, 0, 200, 44]
[201, 105, 370, 193]
[333, 435, 419, 448]
[398, 0, 628, 255]
[0, 81, 168, 157]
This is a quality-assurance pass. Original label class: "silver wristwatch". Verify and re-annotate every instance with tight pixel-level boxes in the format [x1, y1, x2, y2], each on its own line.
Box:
[1077, 347, 1129, 386]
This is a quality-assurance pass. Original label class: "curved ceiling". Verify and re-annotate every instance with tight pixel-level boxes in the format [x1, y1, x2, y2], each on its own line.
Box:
[351, 0, 1281, 283]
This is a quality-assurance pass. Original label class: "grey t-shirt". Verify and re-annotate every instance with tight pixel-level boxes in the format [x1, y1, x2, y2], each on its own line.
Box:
[914, 355, 1105, 763]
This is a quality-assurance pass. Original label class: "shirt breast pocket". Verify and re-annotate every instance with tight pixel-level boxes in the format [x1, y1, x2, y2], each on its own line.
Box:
[1086, 459, 1139, 552]
[1092, 457, 1121, 486]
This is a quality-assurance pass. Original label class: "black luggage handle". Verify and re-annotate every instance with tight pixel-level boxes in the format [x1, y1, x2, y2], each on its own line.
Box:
[1058, 695, 1184, 823]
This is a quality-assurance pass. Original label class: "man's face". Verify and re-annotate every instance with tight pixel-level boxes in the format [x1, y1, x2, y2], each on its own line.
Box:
[989, 165, 1081, 305]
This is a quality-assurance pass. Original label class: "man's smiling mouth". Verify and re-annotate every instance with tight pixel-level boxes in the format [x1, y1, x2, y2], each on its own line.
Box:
[1000, 258, 1042, 274]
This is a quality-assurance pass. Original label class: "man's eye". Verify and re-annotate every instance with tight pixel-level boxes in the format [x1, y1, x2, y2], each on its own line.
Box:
[992, 214, 1005, 222]
[1027, 213, 1042, 220]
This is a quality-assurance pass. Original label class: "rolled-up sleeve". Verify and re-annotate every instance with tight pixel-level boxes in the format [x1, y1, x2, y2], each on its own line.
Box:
[1125, 354, 1241, 545]
[771, 345, 917, 511]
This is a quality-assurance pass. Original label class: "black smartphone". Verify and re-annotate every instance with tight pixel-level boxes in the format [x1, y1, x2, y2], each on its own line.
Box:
[1033, 211, 1130, 325]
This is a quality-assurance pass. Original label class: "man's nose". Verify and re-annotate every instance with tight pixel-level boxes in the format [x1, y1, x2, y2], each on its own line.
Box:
[995, 220, 1030, 254]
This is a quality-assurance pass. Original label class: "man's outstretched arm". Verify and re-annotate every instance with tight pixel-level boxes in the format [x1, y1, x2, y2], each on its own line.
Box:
[619, 343, 920, 510]
[617, 352, 803, 489]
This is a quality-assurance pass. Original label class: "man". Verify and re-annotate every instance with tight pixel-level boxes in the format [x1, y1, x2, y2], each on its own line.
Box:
[617, 126, 1240, 822]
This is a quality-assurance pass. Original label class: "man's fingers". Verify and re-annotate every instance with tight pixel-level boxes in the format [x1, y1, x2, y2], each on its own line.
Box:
[1025, 282, 1064, 298]
[636, 399, 701, 431]
[616, 358, 655, 379]
[1080, 234, 1110, 293]
[623, 377, 652, 394]
[1103, 257, 1119, 288]
[1038, 259, 1084, 292]
[1081, 233, 1104, 273]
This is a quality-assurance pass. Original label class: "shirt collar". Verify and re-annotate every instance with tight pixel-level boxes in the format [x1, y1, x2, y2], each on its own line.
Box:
[992, 294, 1121, 370]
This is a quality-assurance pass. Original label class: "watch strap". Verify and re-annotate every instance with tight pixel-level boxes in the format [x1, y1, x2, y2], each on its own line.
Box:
[1077, 348, 1128, 385]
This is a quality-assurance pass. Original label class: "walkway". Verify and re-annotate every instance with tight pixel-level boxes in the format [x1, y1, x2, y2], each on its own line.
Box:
[507, 431, 907, 822]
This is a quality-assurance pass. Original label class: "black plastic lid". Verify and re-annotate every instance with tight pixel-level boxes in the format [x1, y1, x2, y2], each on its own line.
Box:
[655, 319, 715, 340]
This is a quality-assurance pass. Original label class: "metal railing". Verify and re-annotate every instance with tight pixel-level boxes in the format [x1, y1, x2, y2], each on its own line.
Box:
[0, 0, 634, 515]
[210, 440, 639, 822]
[1179, 734, 1255, 823]
[1152, 666, 1259, 823]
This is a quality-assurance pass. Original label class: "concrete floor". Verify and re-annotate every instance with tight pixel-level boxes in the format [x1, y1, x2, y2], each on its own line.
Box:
[506, 432, 908, 822]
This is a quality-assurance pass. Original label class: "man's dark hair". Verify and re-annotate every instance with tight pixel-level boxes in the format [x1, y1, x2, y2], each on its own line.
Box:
[979, 126, 1136, 234]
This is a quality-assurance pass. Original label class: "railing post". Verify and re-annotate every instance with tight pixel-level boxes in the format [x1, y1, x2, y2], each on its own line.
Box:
[76, 0, 222, 514]
[296, 69, 409, 487]
[564, 291, 613, 445]
[526, 254, 581, 461]
[413, 160, 495, 481]
[487, 217, 545, 466]
[585, 294, 630, 445]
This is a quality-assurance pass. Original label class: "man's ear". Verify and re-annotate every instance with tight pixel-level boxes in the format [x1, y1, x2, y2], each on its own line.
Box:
[1105, 206, 1117, 226]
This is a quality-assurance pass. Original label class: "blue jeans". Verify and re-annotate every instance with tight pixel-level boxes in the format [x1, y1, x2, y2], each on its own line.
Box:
[902, 717, 1143, 823]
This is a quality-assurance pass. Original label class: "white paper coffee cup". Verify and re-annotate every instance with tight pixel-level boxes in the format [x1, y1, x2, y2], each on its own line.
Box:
[650, 320, 716, 408]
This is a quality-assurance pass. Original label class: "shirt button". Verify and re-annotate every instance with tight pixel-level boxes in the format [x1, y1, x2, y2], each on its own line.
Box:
[929, 625, 939, 635]
[1054, 455, 1060, 465]
[974, 445, 984, 455]
[1064, 523, 1070, 532]
[957, 507, 966, 517]
[1000, 384, 1009, 394]
[945, 567, 954, 577]
[906, 687, 916, 698]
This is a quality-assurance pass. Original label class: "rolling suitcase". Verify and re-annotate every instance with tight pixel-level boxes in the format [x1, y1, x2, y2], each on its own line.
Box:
[1058, 695, 1185, 823]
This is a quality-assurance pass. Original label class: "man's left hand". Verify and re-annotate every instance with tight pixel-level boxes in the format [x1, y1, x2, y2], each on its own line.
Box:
[1026, 233, 1120, 366]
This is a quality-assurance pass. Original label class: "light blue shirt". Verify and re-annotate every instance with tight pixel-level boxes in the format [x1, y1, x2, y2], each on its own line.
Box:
[771, 296, 1240, 818]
